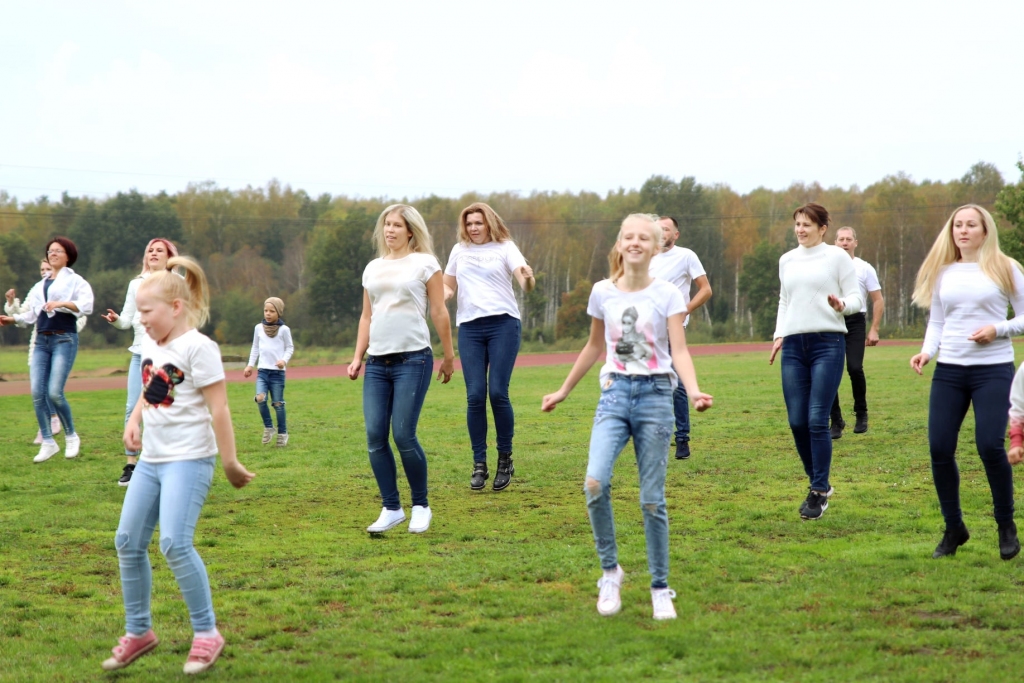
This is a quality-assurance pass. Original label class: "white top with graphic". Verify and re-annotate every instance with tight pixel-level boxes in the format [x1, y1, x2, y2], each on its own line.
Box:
[649, 246, 705, 327]
[363, 252, 441, 355]
[587, 278, 687, 388]
[139, 329, 225, 463]
[247, 323, 295, 370]
[850, 257, 881, 315]
[445, 241, 527, 325]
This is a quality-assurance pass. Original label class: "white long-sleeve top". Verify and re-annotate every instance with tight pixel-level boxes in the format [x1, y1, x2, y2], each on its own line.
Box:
[6, 288, 88, 364]
[109, 276, 148, 353]
[247, 323, 294, 370]
[12, 267, 94, 326]
[773, 243, 862, 339]
[920, 263, 1024, 365]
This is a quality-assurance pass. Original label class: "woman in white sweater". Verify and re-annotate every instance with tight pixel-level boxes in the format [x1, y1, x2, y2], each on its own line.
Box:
[243, 297, 294, 447]
[910, 204, 1022, 561]
[769, 203, 861, 521]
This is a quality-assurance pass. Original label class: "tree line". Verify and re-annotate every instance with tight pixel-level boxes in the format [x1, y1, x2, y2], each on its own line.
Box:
[1, 160, 1023, 348]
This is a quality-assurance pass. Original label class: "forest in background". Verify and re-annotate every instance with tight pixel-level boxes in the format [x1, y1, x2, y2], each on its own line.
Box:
[2, 160, 1024, 348]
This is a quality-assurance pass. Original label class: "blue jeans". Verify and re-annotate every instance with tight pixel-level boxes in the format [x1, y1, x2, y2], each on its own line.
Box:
[780, 333, 846, 492]
[363, 347, 433, 510]
[114, 457, 216, 634]
[458, 314, 521, 463]
[124, 353, 142, 456]
[585, 374, 674, 589]
[30, 332, 78, 440]
[255, 368, 287, 433]
[928, 362, 1016, 526]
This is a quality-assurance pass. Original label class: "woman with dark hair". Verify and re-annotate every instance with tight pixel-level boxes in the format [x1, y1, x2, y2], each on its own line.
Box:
[102, 238, 179, 485]
[768, 204, 861, 520]
[0, 237, 94, 463]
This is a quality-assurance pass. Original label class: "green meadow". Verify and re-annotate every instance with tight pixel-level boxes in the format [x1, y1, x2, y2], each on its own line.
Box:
[1, 345, 1022, 682]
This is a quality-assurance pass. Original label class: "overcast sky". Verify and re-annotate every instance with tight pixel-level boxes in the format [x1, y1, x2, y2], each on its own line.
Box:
[2, 0, 1022, 202]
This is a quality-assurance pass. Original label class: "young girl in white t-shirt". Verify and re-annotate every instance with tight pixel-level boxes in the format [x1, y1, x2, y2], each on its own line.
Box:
[542, 213, 713, 621]
[243, 296, 294, 447]
[101, 256, 255, 675]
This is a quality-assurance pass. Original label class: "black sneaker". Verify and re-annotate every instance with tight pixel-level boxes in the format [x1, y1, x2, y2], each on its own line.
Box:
[470, 462, 488, 491]
[932, 522, 970, 558]
[830, 418, 845, 440]
[674, 441, 691, 460]
[998, 521, 1020, 560]
[798, 486, 834, 514]
[118, 464, 135, 487]
[853, 412, 868, 434]
[493, 452, 514, 491]
[800, 490, 829, 520]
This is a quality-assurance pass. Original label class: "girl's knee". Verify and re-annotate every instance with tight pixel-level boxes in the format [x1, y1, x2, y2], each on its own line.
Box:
[255, 393, 267, 404]
[584, 476, 608, 500]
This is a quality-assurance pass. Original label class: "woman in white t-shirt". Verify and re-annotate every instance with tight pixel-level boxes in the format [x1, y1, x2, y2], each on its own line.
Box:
[348, 204, 456, 535]
[910, 204, 1022, 561]
[541, 213, 713, 621]
[443, 202, 535, 492]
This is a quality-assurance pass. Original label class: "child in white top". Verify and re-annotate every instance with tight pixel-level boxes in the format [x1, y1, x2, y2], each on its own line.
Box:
[102, 256, 254, 675]
[243, 297, 294, 447]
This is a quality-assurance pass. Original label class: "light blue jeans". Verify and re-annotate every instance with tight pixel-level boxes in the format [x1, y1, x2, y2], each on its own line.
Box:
[30, 332, 78, 439]
[585, 374, 674, 589]
[114, 457, 217, 634]
[124, 353, 142, 456]
[255, 368, 287, 433]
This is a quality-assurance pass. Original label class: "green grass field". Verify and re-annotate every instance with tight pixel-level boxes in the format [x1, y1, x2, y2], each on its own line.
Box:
[1, 346, 1022, 681]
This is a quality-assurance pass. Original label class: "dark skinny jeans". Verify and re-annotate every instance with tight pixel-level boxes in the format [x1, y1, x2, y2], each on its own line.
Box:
[458, 314, 521, 463]
[830, 312, 867, 422]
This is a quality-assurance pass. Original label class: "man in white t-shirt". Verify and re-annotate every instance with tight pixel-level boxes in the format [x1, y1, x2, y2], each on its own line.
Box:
[649, 215, 712, 460]
[830, 226, 884, 438]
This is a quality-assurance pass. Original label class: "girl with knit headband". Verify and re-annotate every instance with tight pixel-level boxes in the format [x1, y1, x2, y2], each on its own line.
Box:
[244, 297, 294, 446]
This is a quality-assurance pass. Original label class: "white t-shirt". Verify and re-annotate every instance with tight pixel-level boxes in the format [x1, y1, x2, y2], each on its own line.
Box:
[247, 323, 295, 370]
[587, 278, 687, 388]
[850, 257, 881, 315]
[139, 329, 225, 463]
[363, 252, 441, 355]
[445, 241, 527, 325]
[649, 246, 705, 327]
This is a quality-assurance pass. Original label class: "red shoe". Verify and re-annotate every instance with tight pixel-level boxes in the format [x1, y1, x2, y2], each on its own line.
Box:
[183, 633, 225, 674]
[101, 630, 159, 670]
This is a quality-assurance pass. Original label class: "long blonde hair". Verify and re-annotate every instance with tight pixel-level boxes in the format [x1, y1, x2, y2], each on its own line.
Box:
[912, 204, 1022, 307]
[607, 213, 663, 281]
[373, 204, 434, 258]
[137, 256, 211, 329]
[458, 202, 512, 244]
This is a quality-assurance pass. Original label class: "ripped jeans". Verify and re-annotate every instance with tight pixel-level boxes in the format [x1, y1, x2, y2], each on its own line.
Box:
[585, 373, 674, 589]
[255, 368, 287, 433]
[114, 457, 216, 634]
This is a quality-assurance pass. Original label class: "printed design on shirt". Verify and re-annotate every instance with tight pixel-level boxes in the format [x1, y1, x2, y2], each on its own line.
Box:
[141, 359, 185, 408]
[609, 305, 658, 371]
[459, 251, 504, 267]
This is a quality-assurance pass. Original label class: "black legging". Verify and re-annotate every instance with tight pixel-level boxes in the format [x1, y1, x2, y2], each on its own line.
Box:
[830, 312, 866, 421]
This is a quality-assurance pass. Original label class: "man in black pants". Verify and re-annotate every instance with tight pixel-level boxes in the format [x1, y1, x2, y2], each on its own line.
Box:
[831, 227, 884, 438]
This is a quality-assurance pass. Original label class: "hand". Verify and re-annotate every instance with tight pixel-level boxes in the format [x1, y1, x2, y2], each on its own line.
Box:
[866, 329, 879, 346]
[1008, 447, 1024, 466]
[0, 315, 14, 326]
[690, 392, 714, 412]
[43, 301, 63, 313]
[968, 325, 997, 345]
[243, 366, 253, 378]
[102, 309, 119, 323]
[541, 389, 568, 412]
[275, 360, 286, 369]
[347, 359, 362, 380]
[768, 338, 783, 365]
[826, 294, 845, 312]
[123, 422, 142, 453]
[436, 357, 454, 384]
[522, 265, 534, 280]
[223, 459, 256, 489]
[4, 288, 14, 304]
[910, 352, 931, 375]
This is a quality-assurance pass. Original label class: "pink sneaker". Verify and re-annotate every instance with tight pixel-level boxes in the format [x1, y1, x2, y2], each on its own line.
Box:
[183, 633, 225, 674]
[33, 430, 43, 445]
[101, 630, 159, 671]
[50, 415, 61, 436]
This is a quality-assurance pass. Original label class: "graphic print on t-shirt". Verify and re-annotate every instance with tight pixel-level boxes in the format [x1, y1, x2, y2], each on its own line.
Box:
[141, 358, 185, 407]
[609, 305, 658, 372]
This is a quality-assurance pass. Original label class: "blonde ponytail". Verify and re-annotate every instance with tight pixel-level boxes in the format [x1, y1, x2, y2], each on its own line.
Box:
[138, 256, 211, 329]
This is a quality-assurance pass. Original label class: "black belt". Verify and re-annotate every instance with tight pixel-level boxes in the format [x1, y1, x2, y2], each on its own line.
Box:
[37, 330, 74, 336]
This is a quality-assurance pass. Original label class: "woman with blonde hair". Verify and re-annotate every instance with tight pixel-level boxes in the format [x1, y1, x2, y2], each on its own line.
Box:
[348, 204, 456, 534]
[443, 202, 534, 491]
[910, 204, 1023, 561]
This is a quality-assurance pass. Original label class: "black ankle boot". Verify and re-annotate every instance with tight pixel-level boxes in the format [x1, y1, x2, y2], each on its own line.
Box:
[933, 522, 970, 558]
[493, 452, 514, 491]
[854, 412, 868, 434]
[470, 462, 488, 491]
[830, 418, 845, 440]
[998, 521, 1020, 560]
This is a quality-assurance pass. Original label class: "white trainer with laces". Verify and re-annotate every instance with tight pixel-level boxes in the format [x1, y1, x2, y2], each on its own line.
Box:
[408, 505, 432, 533]
[34, 441, 61, 463]
[65, 433, 81, 459]
[366, 507, 406, 533]
[276, 433, 289, 448]
[651, 588, 677, 620]
[596, 565, 624, 616]
[262, 427, 274, 445]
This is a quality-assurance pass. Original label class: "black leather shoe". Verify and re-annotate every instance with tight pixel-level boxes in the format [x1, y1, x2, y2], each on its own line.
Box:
[854, 412, 868, 434]
[932, 522, 970, 558]
[493, 452, 514, 491]
[830, 418, 845, 440]
[999, 521, 1020, 560]
[470, 462, 488, 491]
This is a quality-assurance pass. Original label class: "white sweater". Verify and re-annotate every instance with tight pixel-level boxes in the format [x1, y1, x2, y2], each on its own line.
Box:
[247, 323, 295, 370]
[774, 243, 862, 338]
[920, 263, 1024, 365]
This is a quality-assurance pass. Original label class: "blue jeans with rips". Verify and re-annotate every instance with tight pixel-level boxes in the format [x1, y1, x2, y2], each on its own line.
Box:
[458, 314, 521, 463]
[585, 373, 674, 589]
[30, 332, 78, 440]
[255, 368, 287, 434]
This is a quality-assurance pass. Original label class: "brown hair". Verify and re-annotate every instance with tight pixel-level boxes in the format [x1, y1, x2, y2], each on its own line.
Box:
[45, 237, 78, 267]
[137, 256, 211, 329]
[458, 202, 512, 244]
[793, 203, 830, 228]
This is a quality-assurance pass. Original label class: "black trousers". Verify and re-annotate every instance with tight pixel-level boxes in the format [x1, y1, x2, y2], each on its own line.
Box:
[830, 312, 867, 422]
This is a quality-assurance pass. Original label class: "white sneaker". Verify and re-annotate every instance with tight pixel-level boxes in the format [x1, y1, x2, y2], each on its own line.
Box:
[64, 433, 81, 459]
[51, 415, 62, 436]
[366, 507, 406, 533]
[275, 433, 289, 448]
[34, 441, 61, 463]
[33, 430, 43, 445]
[651, 588, 677, 620]
[262, 427, 274, 445]
[596, 566, 625, 616]
[408, 505, 432, 533]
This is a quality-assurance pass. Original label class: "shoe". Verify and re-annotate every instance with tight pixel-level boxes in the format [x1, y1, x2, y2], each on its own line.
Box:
[182, 633, 225, 675]
[262, 427, 274, 445]
[830, 418, 845, 440]
[366, 507, 406, 533]
[651, 587, 677, 620]
[34, 441, 60, 463]
[51, 415, 61, 436]
[493, 452, 514, 491]
[932, 522, 970, 558]
[854, 412, 868, 434]
[674, 441, 691, 460]
[596, 566, 624, 616]
[33, 430, 43, 445]
[470, 461, 489, 490]
[409, 505, 432, 533]
[800, 490, 829, 520]
[998, 521, 1020, 561]
[64, 433, 81, 459]
[101, 630, 159, 671]
[798, 486, 834, 515]
[118, 464, 135, 486]
[276, 433, 289, 447]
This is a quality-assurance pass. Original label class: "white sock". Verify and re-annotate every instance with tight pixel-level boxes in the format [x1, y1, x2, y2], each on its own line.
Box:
[127, 632, 145, 639]
[42, 438, 57, 445]
[194, 628, 219, 639]
[603, 566, 620, 579]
